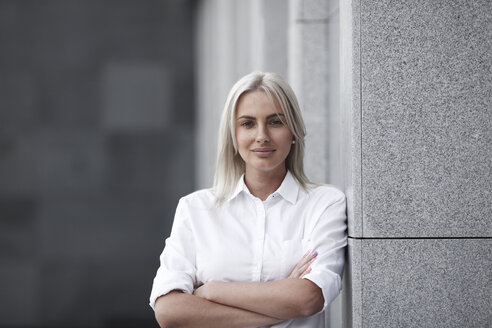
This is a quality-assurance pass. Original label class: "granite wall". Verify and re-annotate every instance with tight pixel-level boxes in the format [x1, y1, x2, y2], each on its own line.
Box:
[0, 1, 196, 327]
[341, 0, 492, 327]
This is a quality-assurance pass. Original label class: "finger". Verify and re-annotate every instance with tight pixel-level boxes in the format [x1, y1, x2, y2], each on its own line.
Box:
[298, 250, 316, 266]
[289, 260, 308, 278]
[289, 251, 318, 278]
[291, 250, 311, 272]
[303, 249, 312, 258]
[296, 251, 317, 272]
[301, 266, 312, 277]
[297, 254, 316, 274]
[290, 260, 313, 279]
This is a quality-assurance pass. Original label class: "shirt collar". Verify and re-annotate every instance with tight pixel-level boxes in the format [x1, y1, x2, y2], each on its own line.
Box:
[227, 171, 299, 204]
[275, 171, 299, 204]
[228, 175, 247, 202]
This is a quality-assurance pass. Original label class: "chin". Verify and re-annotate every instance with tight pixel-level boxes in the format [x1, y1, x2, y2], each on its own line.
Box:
[248, 161, 285, 174]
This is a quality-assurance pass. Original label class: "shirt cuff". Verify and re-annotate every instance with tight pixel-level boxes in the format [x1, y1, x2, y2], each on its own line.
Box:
[149, 270, 195, 310]
[302, 269, 341, 312]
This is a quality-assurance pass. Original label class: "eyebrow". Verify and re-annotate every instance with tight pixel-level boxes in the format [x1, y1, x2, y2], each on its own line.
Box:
[237, 113, 285, 120]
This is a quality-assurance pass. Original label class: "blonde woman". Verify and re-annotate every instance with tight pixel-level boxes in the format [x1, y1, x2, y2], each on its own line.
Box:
[150, 72, 347, 327]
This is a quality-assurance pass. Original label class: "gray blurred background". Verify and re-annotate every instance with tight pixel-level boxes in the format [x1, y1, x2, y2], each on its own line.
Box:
[0, 1, 195, 327]
[1, 0, 491, 328]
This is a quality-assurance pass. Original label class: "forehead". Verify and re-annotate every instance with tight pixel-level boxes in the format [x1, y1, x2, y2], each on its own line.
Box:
[236, 90, 283, 116]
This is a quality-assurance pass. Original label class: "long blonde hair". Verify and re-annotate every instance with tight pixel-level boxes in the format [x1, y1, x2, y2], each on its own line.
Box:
[213, 72, 310, 205]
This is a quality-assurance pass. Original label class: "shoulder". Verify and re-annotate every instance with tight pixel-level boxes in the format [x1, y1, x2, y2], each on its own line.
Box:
[178, 188, 217, 210]
[304, 183, 346, 206]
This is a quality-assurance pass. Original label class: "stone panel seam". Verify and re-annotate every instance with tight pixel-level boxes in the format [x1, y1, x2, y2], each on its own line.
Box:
[348, 236, 491, 240]
[359, 0, 363, 239]
[360, 237, 363, 328]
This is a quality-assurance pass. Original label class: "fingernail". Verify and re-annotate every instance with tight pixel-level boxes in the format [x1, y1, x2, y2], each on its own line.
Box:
[306, 267, 312, 273]
[311, 251, 318, 257]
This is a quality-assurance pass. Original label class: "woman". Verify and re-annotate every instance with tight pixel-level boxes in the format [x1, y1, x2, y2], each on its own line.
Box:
[150, 72, 347, 327]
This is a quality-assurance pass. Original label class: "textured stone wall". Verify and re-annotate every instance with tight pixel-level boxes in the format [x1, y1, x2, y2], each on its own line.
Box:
[341, 0, 492, 327]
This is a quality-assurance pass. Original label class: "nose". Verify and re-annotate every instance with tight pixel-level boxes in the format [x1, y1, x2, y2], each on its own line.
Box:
[255, 125, 270, 143]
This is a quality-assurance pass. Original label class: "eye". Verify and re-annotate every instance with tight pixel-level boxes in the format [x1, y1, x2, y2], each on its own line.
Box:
[269, 119, 284, 126]
[240, 121, 254, 128]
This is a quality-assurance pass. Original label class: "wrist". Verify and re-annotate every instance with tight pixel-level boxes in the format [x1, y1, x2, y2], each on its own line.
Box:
[201, 281, 217, 301]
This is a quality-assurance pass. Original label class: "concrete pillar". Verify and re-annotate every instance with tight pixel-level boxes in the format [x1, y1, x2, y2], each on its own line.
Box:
[340, 0, 492, 327]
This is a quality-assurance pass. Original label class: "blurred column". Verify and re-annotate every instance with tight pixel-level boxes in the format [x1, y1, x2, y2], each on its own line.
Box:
[288, 0, 341, 186]
[195, 0, 288, 188]
[288, 0, 343, 326]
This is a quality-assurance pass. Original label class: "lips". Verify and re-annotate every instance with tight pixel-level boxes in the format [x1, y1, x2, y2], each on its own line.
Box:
[251, 148, 276, 158]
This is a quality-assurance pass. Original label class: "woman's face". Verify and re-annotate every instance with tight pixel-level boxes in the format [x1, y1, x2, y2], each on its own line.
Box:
[235, 90, 293, 176]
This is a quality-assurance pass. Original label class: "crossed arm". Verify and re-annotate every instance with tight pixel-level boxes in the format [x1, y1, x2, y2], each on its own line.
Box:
[154, 250, 322, 328]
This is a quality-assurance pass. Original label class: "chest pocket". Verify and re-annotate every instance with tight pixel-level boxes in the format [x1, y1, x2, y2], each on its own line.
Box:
[280, 238, 311, 278]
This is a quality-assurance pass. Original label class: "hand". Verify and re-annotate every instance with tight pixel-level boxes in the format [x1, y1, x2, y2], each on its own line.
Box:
[193, 284, 207, 299]
[288, 249, 318, 279]
[193, 282, 216, 300]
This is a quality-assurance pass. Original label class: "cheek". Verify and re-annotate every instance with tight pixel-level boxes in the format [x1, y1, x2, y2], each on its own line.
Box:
[275, 131, 294, 149]
[236, 131, 253, 148]
[234, 139, 247, 158]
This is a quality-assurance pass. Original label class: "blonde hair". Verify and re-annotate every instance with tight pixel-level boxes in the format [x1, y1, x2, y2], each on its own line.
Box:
[213, 71, 310, 204]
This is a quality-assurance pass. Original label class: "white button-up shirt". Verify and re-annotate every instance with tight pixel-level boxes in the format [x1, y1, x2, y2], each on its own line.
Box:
[150, 171, 347, 327]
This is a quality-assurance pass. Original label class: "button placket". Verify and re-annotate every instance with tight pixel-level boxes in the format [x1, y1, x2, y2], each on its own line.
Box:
[252, 198, 266, 281]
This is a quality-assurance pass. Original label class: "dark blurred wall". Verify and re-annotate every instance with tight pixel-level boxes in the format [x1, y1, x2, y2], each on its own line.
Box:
[0, 1, 196, 327]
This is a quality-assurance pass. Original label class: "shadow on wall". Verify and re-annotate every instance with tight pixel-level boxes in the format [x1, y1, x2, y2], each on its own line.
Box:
[0, 1, 197, 327]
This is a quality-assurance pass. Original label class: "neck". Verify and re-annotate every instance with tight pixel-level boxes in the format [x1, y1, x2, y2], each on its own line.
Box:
[244, 167, 287, 201]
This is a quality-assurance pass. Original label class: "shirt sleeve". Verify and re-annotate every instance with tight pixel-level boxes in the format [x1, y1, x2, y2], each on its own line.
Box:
[149, 198, 197, 310]
[302, 191, 347, 312]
